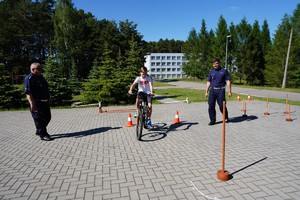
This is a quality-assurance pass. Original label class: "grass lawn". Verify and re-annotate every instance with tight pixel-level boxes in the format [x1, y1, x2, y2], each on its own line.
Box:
[154, 88, 300, 106]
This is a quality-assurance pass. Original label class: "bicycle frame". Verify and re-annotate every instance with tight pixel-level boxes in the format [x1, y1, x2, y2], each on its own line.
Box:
[136, 92, 149, 140]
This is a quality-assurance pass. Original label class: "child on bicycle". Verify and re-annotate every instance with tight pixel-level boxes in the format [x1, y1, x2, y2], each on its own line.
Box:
[128, 66, 154, 126]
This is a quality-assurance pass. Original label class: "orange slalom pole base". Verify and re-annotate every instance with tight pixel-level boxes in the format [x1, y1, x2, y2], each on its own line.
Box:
[264, 112, 270, 115]
[286, 118, 293, 122]
[217, 170, 231, 181]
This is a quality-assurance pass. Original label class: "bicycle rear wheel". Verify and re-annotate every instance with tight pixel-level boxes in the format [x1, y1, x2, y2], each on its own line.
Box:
[136, 109, 143, 140]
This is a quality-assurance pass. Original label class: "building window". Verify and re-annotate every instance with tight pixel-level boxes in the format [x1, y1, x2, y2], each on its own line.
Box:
[177, 68, 181, 71]
[172, 62, 176, 66]
[151, 56, 155, 60]
[162, 68, 166, 72]
[151, 68, 155, 72]
[162, 56, 166, 60]
[162, 62, 166, 66]
[177, 62, 181, 66]
[172, 56, 176, 60]
[167, 62, 171, 66]
[177, 56, 181, 60]
[156, 56, 160, 60]
[167, 56, 171, 60]
[167, 68, 171, 72]
[172, 68, 176, 72]
[151, 62, 155, 66]
[157, 68, 160, 72]
[156, 62, 161, 66]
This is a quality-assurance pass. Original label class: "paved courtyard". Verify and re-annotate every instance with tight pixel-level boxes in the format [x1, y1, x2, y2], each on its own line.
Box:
[0, 100, 299, 200]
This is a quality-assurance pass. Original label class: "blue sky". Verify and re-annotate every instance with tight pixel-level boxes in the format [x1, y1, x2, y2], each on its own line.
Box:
[72, 0, 298, 42]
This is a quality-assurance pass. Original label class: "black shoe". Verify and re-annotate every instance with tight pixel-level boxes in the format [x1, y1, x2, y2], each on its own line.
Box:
[40, 135, 53, 141]
[208, 121, 215, 126]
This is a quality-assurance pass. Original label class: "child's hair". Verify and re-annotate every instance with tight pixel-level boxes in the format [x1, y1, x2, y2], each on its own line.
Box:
[140, 66, 148, 73]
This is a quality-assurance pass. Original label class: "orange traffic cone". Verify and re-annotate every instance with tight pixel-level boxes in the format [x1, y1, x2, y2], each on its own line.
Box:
[236, 94, 241, 101]
[126, 113, 134, 127]
[173, 110, 181, 124]
[247, 94, 252, 100]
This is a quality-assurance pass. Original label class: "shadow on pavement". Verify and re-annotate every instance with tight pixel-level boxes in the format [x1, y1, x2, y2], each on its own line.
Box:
[227, 115, 258, 123]
[51, 127, 122, 139]
[140, 121, 198, 142]
[230, 157, 268, 179]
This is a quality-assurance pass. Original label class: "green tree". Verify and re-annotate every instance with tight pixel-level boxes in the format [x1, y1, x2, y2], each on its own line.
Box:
[198, 19, 213, 77]
[289, 3, 300, 87]
[43, 55, 72, 106]
[53, 0, 76, 77]
[183, 28, 202, 79]
[235, 18, 252, 84]
[243, 20, 264, 85]
[83, 43, 118, 104]
[0, 0, 54, 76]
[265, 15, 292, 87]
[213, 15, 229, 62]
[0, 63, 22, 109]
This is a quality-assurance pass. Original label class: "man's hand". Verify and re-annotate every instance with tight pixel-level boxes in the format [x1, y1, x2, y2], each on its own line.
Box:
[228, 92, 232, 98]
[30, 102, 37, 112]
[128, 90, 132, 95]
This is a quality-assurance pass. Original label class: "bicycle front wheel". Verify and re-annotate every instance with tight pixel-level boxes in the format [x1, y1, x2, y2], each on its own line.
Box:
[136, 109, 143, 141]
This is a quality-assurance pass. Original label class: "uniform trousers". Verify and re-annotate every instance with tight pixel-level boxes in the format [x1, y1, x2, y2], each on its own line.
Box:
[208, 88, 228, 123]
[31, 101, 51, 136]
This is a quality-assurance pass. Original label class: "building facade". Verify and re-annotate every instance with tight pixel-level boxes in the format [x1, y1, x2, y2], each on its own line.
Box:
[144, 53, 187, 79]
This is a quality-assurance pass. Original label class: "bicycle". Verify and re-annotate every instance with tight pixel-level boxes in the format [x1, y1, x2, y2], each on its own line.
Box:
[135, 92, 153, 141]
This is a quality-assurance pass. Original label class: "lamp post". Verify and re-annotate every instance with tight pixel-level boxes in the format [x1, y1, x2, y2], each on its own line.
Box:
[225, 35, 231, 70]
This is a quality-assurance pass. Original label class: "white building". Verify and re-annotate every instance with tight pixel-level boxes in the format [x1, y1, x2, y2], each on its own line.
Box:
[144, 53, 187, 79]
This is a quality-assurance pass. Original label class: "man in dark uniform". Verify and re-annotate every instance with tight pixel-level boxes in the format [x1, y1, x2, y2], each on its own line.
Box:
[24, 62, 53, 141]
[205, 58, 232, 125]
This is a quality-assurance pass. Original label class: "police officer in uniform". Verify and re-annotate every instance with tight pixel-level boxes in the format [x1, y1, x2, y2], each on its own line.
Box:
[205, 58, 232, 125]
[24, 63, 53, 141]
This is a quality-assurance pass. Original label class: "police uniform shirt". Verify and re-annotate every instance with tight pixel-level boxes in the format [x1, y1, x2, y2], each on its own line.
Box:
[24, 73, 50, 100]
[207, 67, 230, 88]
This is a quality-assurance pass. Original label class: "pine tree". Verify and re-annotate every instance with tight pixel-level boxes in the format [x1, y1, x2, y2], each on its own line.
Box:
[183, 28, 201, 79]
[0, 63, 22, 109]
[43, 55, 72, 106]
[235, 18, 252, 84]
[264, 15, 292, 87]
[243, 21, 264, 85]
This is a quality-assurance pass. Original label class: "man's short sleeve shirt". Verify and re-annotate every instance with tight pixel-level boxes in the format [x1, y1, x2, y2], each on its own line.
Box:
[24, 73, 50, 100]
[207, 68, 230, 87]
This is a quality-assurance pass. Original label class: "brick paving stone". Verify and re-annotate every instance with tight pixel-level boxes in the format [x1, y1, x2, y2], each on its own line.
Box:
[0, 101, 299, 200]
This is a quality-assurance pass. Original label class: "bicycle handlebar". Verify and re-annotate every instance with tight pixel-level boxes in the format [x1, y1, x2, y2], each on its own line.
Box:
[129, 91, 155, 97]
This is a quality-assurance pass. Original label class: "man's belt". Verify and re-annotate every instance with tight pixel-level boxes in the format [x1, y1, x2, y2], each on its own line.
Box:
[213, 86, 226, 90]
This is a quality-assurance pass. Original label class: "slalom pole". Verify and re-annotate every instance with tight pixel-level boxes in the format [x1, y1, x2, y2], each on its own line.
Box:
[217, 101, 230, 181]
[264, 96, 270, 115]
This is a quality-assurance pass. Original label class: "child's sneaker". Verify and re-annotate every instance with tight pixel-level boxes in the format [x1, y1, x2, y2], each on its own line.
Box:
[147, 119, 152, 126]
